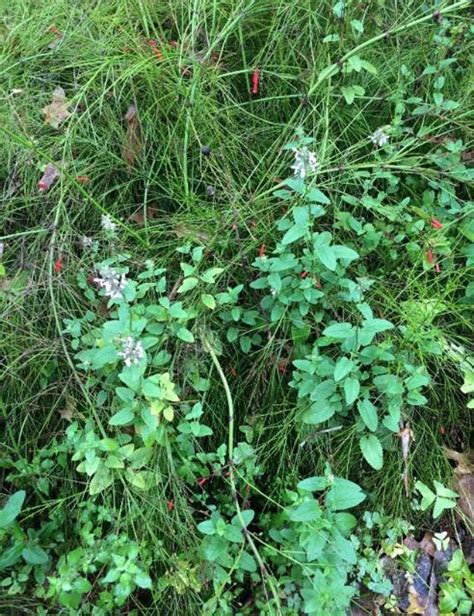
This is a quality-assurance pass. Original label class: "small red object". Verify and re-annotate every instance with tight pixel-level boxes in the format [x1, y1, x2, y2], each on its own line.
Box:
[431, 218, 443, 230]
[315, 278, 322, 289]
[439, 426, 446, 435]
[259, 243, 266, 258]
[54, 255, 63, 273]
[300, 271, 308, 279]
[166, 500, 174, 512]
[251, 69, 260, 95]
[148, 39, 163, 61]
[435, 262, 441, 273]
[196, 477, 208, 488]
[427, 248, 434, 264]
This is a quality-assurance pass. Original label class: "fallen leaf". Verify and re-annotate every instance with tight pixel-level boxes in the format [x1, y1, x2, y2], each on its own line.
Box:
[444, 448, 474, 526]
[130, 202, 158, 225]
[75, 175, 90, 185]
[398, 423, 414, 496]
[42, 87, 70, 129]
[122, 104, 142, 172]
[47, 24, 63, 49]
[59, 397, 75, 422]
[38, 164, 59, 191]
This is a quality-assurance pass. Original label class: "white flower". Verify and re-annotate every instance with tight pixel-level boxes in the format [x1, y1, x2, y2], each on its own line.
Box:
[101, 214, 117, 233]
[81, 235, 93, 249]
[370, 128, 389, 148]
[291, 146, 319, 179]
[270, 288, 277, 297]
[118, 336, 145, 367]
[93, 266, 127, 299]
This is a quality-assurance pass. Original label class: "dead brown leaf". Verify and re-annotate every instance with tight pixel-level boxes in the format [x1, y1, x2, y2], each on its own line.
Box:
[59, 396, 75, 422]
[122, 104, 142, 172]
[47, 24, 63, 49]
[42, 87, 71, 129]
[130, 202, 158, 225]
[398, 423, 414, 497]
[38, 164, 59, 191]
[444, 448, 474, 526]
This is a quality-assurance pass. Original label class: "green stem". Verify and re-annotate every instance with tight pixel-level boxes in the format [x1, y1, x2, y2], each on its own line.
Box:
[202, 334, 282, 615]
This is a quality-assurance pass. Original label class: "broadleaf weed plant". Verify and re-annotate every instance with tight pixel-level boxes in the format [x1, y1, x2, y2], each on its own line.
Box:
[1, 1, 473, 614]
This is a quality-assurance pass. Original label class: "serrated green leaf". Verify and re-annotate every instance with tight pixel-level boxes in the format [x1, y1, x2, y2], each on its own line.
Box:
[334, 357, 354, 382]
[360, 434, 383, 470]
[201, 294, 216, 309]
[357, 398, 378, 431]
[344, 377, 360, 404]
[109, 408, 134, 426]
[176, 326, 195, 343]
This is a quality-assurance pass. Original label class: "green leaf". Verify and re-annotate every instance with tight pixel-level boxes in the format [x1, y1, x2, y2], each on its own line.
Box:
[433, 497, 456, 519]
[415, 481, 436, 510]
[360, 435, 383, 470]
[333, 531, 357, 564]
[202, 535, 228, 561]
[0, 490, 26, 528]
[201, 294, 216, 309]
[326, 478, 365, 510]
[318, 244, 337, 271]
[89, 468, 113, 496]
[239, 551, 257, 572]
[344, 377, 360, 404]
[323, 322, 353, 339]
[303, 401, 336, 424]
[334, 357, 354, 382]
[0, 544, 24, 571]
[297, 476, 328, 492]
[197, 520, 215, 535]
[281, 224, 308, 245]
[126, 469, 147, 489]
[306, 187, 330, 205]
[357, 398, 378, 431]
[232, 509, 255, 528]
[360, 59, 378, 74]
[177, 277, 199, 293]
[341, 86, 355, 105]
[433, 481, 458, 499]
[289, 500, 320, 522]
[109, 408, 134, 426]
[176, 326, 195, 343]
[200, 267, 224, 283]
[22, 544, 49, 565]
[134, 570, 152, 589]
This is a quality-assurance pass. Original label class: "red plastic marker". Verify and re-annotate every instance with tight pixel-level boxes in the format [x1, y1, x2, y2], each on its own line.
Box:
[251, 69, 260, 95]
[431, 218, 443, 230]
[54, 255, 63, 273]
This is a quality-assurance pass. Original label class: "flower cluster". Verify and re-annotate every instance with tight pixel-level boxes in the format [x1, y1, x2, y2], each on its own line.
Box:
[101, 214, 117, 233]
[291, 146, 319, 179]
[118, 336, 145, 367]
[370, 128, 389, 148]
[93, 266, 127, 299]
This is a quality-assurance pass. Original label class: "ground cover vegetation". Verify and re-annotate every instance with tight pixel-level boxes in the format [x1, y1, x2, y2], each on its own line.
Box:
[0, 0, 473, 614]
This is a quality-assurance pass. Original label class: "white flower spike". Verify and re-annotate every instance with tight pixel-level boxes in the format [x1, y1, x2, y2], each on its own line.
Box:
[93, 266, 127, 300]
[370, 128, 389, 148]
[101, 214, 117, 233]
[291, 146, 319, 179]
[118, 336, 145, 367]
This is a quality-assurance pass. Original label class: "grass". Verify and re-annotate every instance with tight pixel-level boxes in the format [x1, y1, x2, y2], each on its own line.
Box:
[1, 0, 473, 613]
